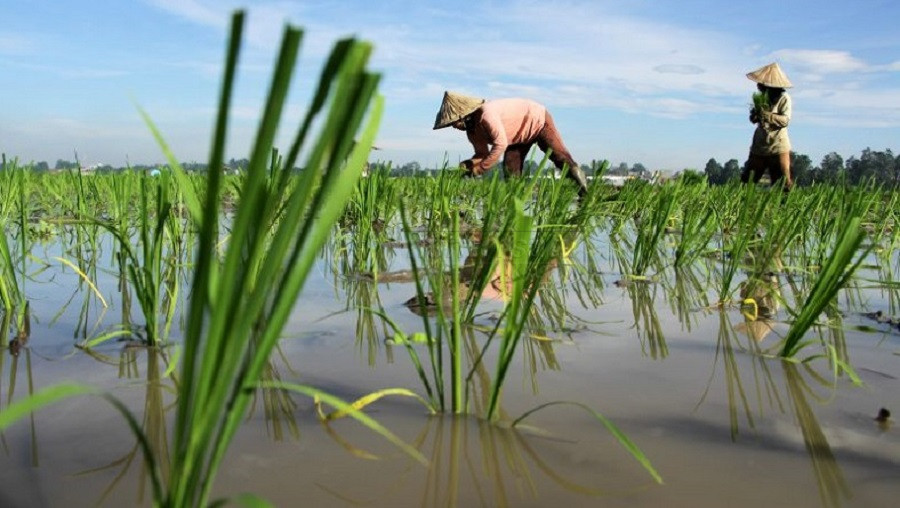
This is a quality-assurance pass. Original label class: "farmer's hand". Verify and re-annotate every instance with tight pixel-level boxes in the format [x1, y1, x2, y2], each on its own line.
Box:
[460, 159, 474, 177]
[460, 159, 483, 177]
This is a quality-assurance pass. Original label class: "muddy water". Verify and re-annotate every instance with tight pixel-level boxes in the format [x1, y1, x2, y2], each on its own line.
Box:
[1, 238, 899, 507]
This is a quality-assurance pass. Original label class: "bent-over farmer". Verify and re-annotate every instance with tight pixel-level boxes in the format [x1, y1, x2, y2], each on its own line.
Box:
[433, 91, 589, 196]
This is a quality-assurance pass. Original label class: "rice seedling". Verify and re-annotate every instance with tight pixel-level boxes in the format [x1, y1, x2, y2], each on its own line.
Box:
[379, 162, 663, 483]
[750, 90, 770, 116]
[672, 184, 716, 269]
[94, 170, 175, 346]
[0, 163, 32, 335]
[711, 182, 774, 305]
[629, 183, 677, 277]
[0, 219, 21, 315]
[1, 10, 425, 506]
[780, 215, 869, 358]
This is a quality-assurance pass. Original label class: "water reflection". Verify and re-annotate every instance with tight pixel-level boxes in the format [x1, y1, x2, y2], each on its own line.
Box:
[698, 309, 783, 440]
[76, 347, 175, 505]
[317, 415, 640, 507]
[664, 265, 711, 332]
[1, 308, 39, 467]
[628, 282, 668, 359]
[782, 361, 851, 508]
[250, 346, 300, 442]
[697, 299, 852, 508]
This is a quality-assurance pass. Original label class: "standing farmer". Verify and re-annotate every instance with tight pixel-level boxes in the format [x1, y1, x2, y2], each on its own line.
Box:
[433, 91, 589, 196]
[741, 62, 793, 190]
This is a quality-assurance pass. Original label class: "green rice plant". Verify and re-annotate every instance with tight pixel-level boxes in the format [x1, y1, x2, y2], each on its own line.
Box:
[98, 170, 174, 346]
[672, 184, 716, 269]
[0, 165, 32, 331]
[393, 198, 453, 412]
[630, 184, 677, 277]
[0, 156, 19, 223]
[389, 167, 661, 483]
[797, 183, 877, 271]
[0, 219, 21, 315]
[1, 11, 425, 506]
[780, 215, 869, 358]
[741, 191, 805, 295]
[485, 198, 566, 419]
[345, 164, 396, 278]
[712, 183, 775, 305]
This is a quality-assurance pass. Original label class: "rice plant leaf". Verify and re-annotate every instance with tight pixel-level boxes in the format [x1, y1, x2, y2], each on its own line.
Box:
[53, 256, 108, 307]
[511, 400, 663, 485]
[0, 383, 95, 430]
[233, 493, 276, 508]
[164, 345, 182, 379]
[781, 216, 867, 357]
[79, 329, 134, 349]
[321, 387, 435, 420]
[258, 381, 428, 465]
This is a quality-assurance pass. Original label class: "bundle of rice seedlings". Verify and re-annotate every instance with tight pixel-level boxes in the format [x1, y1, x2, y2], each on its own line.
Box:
[751, 91, 770, 116]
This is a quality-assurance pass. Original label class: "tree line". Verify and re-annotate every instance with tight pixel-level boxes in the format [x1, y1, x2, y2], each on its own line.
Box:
[703, 147, 900, 187]
[8, 148, 900, 187]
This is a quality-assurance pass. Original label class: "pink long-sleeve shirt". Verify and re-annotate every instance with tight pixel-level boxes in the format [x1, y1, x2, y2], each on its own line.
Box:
[466, 98, 547, 171]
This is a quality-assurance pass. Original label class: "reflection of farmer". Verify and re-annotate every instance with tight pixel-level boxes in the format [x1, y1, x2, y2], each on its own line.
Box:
[395, 252, 558, 316]
[741, 63, 793, 191]
[433, 91, 589, 196]
[737, 274, 781, 343]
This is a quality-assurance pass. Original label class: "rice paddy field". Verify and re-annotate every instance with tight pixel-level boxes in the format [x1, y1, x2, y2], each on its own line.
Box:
[2, 12, 899, 508]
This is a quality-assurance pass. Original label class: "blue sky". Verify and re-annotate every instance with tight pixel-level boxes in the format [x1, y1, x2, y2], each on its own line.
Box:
[2, 0, 899, 172]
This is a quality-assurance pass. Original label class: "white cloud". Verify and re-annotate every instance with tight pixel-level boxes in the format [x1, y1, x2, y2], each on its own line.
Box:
[0, 33, 35, 55]
[49, 0, 898, 167]
[143, 0, 228, 30]
[771, 49, 868, 74]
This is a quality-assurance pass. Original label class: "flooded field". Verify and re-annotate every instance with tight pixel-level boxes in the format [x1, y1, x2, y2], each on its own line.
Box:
[2, 205, 899, 507]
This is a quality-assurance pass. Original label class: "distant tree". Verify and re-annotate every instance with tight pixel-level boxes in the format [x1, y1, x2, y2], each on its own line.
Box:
[55, 159, 78, 170]
[630, 162, 647, 175]
[722, 159, 741, 183]
[790, 152, 814, 187]
[818, 152, 845, 184]
[704, 158, 724, 185]
[846, 148, 896, 186]
[34, 161, 50, 171]
[227, 158, 250, 171]
[609, 162, 629, 176]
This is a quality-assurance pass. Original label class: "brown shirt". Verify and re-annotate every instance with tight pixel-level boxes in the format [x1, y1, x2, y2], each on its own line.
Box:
[751, 92, 791, 155]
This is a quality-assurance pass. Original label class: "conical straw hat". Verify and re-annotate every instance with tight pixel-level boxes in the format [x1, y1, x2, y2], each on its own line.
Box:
[433, 91, 485, 129]
[746, 62, 793, 88]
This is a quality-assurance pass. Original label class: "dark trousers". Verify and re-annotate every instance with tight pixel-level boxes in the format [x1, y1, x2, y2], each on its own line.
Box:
[502, 113, 588, 193]
[741, 152, 792, 190]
